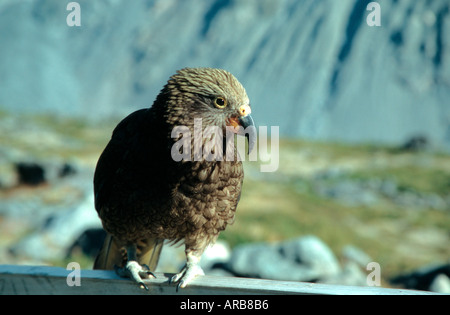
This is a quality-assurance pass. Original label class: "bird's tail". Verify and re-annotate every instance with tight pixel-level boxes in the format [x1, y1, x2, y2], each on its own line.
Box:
[93, 233, 164, 271]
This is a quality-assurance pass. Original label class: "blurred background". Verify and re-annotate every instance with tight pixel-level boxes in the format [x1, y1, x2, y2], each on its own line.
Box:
[0, 0, 448, 292]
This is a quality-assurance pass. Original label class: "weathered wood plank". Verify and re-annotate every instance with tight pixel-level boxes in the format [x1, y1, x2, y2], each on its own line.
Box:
[0, 264, 438, 295]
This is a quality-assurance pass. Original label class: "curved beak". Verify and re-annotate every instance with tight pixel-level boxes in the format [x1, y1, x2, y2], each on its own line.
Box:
[227, 104, 257, 154]
[238, 114, 256, 154]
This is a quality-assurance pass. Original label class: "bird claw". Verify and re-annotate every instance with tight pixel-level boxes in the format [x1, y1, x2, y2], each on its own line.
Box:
[115, 261, 155, 291]
[170, 264, 205, 292]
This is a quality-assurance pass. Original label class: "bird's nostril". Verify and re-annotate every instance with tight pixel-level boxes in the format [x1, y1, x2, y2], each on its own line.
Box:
[239, 105, 251, 116]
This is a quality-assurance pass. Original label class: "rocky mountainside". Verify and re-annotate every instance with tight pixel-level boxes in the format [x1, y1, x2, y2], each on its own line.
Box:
[1, 0, 449, 293]
[0, 0, 449, 149]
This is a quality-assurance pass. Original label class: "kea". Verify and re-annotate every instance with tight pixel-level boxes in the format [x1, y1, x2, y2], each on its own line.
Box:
[93, 67, 255, 290]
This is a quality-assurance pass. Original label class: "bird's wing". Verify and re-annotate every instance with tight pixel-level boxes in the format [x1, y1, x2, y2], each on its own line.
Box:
[93, 108, 166, 271]
[93, 108, 149, 211]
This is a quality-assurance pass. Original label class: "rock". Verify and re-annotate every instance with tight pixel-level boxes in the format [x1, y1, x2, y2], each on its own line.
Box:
[342, 245, 372, 268]
[400, 136, 429, 152]
[200, 240, 232, 272]
[393, 190, 449, 210]
[58, 163, 78, 178]
[155, 244, 185, 274]
[424, 194, 447, 211]
[379, 179, 399, 198]
[314, 179, 380, 206]
[9, 193, 102, 262]
[390, 263, 450, 291]
[429, 274, 450, 294]
[313, 174, 449, 210]
[67, 228, 106, 259]
[320, 262, 368, 286]
[15, 162, 46, 186]
[279, 236, 341, 278]
[226, 235, 340, 282]
[321, 246, 375, 286]
[227, 243, 305, 281]
[2, 158, 81, 189]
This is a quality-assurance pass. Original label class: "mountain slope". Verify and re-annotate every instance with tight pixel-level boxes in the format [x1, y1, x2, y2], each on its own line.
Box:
[0, 0, 448, 149]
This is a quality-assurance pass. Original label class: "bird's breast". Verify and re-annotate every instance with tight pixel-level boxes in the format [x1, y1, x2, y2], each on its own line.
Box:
[168, 161, 243, 234]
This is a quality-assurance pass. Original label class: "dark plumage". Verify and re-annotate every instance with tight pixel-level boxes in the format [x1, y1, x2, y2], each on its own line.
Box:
[93, 68, 255, 290]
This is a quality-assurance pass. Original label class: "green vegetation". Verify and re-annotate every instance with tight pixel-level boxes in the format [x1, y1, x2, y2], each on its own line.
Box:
[0, 112, 116, 163]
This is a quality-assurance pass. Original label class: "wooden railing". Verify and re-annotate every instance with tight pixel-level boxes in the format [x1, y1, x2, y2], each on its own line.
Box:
[0, 264, 439, 295]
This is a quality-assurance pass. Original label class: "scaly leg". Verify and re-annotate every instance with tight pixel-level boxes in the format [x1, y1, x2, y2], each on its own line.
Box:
[170, 250, 205, 291]
[114, 244, 155, 291]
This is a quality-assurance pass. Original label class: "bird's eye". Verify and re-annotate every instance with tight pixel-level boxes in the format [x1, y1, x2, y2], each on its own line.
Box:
[214, 97, 227, 108]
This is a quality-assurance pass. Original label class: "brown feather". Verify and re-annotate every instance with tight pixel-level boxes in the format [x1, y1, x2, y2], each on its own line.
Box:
[93, 68, 251, 272]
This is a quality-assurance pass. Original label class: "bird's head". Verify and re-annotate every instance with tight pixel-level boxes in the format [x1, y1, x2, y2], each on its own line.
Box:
[162, 67, 256, 153]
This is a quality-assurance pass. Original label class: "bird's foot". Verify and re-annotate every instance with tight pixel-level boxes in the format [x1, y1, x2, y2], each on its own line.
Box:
[170, 263, 205, 291]
[115, 261, 155, 291]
